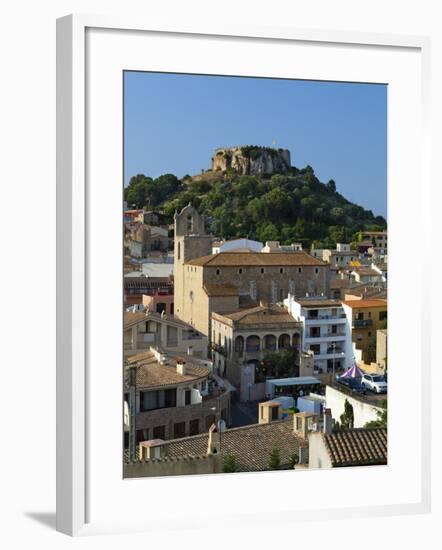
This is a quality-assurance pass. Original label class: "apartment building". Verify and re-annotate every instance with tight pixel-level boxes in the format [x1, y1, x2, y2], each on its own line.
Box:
[284, 294, 349, 373]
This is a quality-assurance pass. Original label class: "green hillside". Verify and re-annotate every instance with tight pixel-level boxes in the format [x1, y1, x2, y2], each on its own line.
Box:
[124, 165, 386, 248]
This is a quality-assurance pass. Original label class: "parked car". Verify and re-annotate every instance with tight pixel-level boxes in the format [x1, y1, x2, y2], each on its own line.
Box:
[361, 374, 388, 393]
[336, 377, 367, 395]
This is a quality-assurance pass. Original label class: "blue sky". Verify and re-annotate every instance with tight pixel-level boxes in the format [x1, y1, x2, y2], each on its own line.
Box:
[124, 72, 387, 218]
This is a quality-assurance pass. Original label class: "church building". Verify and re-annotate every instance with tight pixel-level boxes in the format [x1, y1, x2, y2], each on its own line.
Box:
[173, 204, 330, 338]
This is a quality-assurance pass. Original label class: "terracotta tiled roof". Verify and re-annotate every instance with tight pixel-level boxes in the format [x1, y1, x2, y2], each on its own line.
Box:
[344, 287, 387, 300]
[187, 251, 327, 267]
[204, 283, 239, 297]
[323, 428, 387, 467]
[164, 419, 307, 472]
[125, 351, 209, 390]
[342, 299, 387, 308]
[330, 278, 354, 289]
[215, 305, 298, 325]
[124, 277, 173, 288]
[143, 311, 204, 332]
[124, 311, 147, 329]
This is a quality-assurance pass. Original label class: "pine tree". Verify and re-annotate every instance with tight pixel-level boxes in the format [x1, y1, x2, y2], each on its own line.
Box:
[340, 399, 354, 429]
[268, 447, 281, 470]
[288, 450, 299, 469]
[222, 453, 238, 473]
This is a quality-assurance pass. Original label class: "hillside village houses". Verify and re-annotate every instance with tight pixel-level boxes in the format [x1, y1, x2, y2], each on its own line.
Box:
[123, 201, 388, 474]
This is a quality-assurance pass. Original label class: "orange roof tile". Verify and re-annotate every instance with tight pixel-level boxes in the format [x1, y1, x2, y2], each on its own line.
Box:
[187, 251, 327, 267]
[342, 299, 387, 308]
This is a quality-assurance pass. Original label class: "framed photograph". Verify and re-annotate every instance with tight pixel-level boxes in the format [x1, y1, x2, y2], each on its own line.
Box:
[57, 14, 431, 536]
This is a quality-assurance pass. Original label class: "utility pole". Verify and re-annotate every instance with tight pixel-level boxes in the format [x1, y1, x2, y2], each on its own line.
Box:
[128, 366, 137, 462]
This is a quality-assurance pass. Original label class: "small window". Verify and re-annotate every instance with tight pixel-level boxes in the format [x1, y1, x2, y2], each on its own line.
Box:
[239, 268, 243, 275]
[189, 419, 199, 436]
[174, 422, 186, 439]
[185, 389, 191, 406]
[314, 267, 319, 274]
[279, 267, 284, 274]
[153, 425, 165, 439]
[216, 268, 221, 276]
[261, 268, 265, 274]
[298, 267, 302, 273]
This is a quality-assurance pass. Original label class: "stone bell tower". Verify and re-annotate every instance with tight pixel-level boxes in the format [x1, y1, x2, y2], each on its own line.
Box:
[174, 204, 212, 321]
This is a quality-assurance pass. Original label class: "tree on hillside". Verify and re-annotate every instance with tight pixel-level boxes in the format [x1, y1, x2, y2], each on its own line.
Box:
[125, 174, 153, 208]
[327, 179, 336, 192]
[258, 222, 279, 243]
[137, 164, 386, 242]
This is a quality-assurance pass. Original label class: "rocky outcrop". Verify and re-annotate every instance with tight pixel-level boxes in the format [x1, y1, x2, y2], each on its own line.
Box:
[211, 146, 291, 176]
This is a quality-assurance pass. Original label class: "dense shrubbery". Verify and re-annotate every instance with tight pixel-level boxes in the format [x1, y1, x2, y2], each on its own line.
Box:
[124, 165, 386, 247]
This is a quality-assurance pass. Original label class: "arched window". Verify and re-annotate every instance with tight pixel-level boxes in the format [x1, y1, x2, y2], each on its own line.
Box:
[187, 214, 193, 234]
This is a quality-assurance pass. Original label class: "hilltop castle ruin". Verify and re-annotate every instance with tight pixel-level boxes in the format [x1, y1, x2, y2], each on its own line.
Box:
[211, 146, 291, 176]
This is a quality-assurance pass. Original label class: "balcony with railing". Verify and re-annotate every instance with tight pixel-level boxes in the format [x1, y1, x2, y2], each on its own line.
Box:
[353, 319, 373, 328]
[305, 313, 346, 324]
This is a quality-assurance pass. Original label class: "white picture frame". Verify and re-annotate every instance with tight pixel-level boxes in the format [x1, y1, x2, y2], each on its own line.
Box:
[56, 14, 432, 537]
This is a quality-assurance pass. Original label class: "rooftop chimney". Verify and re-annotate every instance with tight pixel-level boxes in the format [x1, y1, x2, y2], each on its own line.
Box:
[323, 408, 333, 435]
[176, 358, 187, 376]
[207, 424, 220, 455]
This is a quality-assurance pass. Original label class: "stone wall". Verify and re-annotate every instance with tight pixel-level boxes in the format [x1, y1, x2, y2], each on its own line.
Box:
[124, 454, 222, 478]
